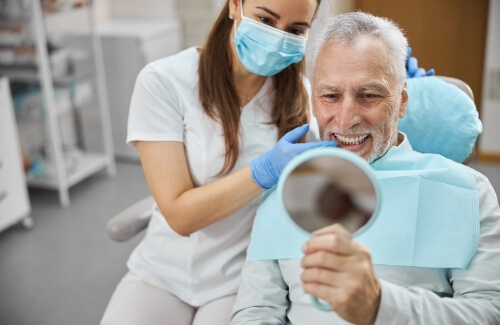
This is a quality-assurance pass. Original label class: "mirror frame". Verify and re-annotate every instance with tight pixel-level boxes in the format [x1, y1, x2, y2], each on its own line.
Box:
[277, 147, 382, 237]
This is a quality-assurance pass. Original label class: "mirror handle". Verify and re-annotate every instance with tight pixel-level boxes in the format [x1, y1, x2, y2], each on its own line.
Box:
[310, 296, 331, 311]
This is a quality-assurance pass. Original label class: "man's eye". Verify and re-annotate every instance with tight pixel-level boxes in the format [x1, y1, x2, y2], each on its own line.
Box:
[324, 94, 339, 100]
[362, 94, 379, 100]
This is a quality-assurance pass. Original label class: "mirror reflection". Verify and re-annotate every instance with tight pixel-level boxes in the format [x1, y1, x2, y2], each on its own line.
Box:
[283, 155, 377, 235]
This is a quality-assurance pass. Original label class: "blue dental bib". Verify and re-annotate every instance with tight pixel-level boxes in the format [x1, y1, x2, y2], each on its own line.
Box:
[246, 146, 479, 269]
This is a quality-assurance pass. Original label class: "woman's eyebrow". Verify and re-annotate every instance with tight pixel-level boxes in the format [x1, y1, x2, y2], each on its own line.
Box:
[256, 6, 281, 19]
[255, 7, 311, 27]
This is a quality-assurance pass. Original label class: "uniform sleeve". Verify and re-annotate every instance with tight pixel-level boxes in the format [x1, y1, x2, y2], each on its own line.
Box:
[375, 175, 500, 324]
[230, 260, 289, 325]
[127, 63, 184, 147]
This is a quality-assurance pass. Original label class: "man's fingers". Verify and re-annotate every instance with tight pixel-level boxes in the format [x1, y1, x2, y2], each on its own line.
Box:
[313, 223, 351, 236]
[301, 250, 351, 272]
[302, 232, 356, 256]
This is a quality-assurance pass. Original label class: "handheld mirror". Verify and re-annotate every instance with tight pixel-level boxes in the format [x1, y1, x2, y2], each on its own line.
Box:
[277, 147, 381, 310]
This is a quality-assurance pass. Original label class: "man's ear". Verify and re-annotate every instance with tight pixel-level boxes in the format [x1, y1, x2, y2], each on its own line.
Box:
[399, 81, 408, 119]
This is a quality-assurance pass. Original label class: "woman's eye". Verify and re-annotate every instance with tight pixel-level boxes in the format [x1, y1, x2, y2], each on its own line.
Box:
[259, 16, 273, 26]
[289, 28, 304, 36]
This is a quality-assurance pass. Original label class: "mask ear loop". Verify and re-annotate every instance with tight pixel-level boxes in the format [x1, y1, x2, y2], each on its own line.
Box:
[232, 0, 245, 35]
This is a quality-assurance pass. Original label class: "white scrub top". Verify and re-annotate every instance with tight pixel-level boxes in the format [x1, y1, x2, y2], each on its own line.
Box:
[126, 47, 280, 306]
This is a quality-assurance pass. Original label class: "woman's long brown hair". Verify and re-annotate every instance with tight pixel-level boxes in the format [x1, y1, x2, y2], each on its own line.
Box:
[199, 0, 321, 176]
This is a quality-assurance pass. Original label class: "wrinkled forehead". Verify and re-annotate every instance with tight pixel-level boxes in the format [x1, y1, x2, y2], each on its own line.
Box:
[313, 36, 395, 89]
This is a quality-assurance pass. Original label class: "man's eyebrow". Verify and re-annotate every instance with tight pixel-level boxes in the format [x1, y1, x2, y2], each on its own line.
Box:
[255, 7, 311, 28]
[316, 85, 343, 92]
[355, 84, 387, 92]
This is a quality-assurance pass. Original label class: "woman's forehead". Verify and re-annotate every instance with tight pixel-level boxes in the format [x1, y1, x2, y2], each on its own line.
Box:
[244, 0, 318, 23]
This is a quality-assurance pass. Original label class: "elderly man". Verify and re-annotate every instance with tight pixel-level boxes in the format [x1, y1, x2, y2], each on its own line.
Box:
[230, 11, 500, 325]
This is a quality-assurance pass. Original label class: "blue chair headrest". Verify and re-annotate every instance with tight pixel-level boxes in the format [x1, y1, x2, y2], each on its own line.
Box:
[400, 76, 482, 163]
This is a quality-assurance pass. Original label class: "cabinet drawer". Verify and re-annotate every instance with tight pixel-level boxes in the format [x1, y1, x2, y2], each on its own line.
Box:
[0, 129, 24, 182]
[0, 80, 14, 128]
[0, 78, 31, 231]
[0, 147, 30, 231]
[0, 183, 30, 230]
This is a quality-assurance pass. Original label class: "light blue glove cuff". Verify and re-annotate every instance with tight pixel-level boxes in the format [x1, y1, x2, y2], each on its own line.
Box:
[250, 152, 276, 190]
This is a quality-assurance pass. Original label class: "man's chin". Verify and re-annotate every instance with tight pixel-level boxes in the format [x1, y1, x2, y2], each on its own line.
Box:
[337, 143, 365, 153]
[338, 143, 378, 162]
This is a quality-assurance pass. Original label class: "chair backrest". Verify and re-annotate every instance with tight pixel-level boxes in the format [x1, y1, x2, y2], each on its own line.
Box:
[437, 76, 474, 101]
[400, 76, 481, 164]
[437, 76, 476, 164]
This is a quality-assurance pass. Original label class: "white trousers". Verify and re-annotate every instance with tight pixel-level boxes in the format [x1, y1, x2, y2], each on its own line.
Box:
[100, 271, 237, 325]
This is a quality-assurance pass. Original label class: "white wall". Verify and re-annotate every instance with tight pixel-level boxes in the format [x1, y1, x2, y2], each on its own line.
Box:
[176, 0, 221, 48]
[479, 0, 500, 155]
[45, 0, 111, 36]
[108, 0, 176, 19]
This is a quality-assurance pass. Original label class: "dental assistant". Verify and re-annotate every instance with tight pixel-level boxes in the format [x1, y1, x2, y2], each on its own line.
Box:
[100, 0, 336, 324]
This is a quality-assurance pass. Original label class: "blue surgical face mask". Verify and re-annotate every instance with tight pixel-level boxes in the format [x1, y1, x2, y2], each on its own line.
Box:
[233, 2, 307, 76]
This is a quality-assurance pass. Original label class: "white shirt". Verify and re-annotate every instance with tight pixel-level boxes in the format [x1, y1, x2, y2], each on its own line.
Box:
[230, 134, 500, 324]
[126, 47, 280, 306]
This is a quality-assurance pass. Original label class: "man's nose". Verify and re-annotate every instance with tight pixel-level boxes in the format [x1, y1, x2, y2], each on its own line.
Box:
[337, 97, 361, 129]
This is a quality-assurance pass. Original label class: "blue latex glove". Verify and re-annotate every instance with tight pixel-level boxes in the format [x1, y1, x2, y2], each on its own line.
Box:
[406, 47, 435, 78]
[250, 124, 338, 189]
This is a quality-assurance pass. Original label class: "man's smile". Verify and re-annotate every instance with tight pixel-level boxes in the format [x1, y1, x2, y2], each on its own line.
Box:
[333, 133, 369, 146]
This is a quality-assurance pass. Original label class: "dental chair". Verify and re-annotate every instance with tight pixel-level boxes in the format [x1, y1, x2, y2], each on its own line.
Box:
[107, 76, 480, 242]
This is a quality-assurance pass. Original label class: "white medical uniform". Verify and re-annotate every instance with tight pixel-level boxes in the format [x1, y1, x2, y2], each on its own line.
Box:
[125, 47, 282, 306]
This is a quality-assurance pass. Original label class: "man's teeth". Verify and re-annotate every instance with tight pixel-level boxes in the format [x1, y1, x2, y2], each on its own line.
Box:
[334, 134, 368, 145]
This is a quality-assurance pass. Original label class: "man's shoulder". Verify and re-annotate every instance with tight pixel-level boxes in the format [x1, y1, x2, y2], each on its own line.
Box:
[463, 165, 489, 186]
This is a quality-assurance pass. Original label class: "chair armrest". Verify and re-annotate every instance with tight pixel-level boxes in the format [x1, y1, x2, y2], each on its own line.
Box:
[107, 196, 155, 242]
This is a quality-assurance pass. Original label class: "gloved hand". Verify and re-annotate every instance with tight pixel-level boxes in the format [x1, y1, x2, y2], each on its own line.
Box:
[250, 124, 338, 189]
[406, 47, 435, 78]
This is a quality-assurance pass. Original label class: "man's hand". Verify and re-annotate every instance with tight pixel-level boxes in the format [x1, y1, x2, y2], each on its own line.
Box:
[300, 224, 381, 325]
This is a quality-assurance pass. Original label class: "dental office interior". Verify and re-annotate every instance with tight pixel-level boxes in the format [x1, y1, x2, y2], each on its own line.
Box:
[0, 0, 499, 324]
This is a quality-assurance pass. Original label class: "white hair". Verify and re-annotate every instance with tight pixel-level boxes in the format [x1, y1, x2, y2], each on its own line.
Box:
[311, 11, 408, 87]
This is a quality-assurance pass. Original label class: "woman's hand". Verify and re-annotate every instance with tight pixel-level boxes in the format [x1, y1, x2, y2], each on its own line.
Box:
[250, 124, 338, 189]
[406, 47, 435, 78]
